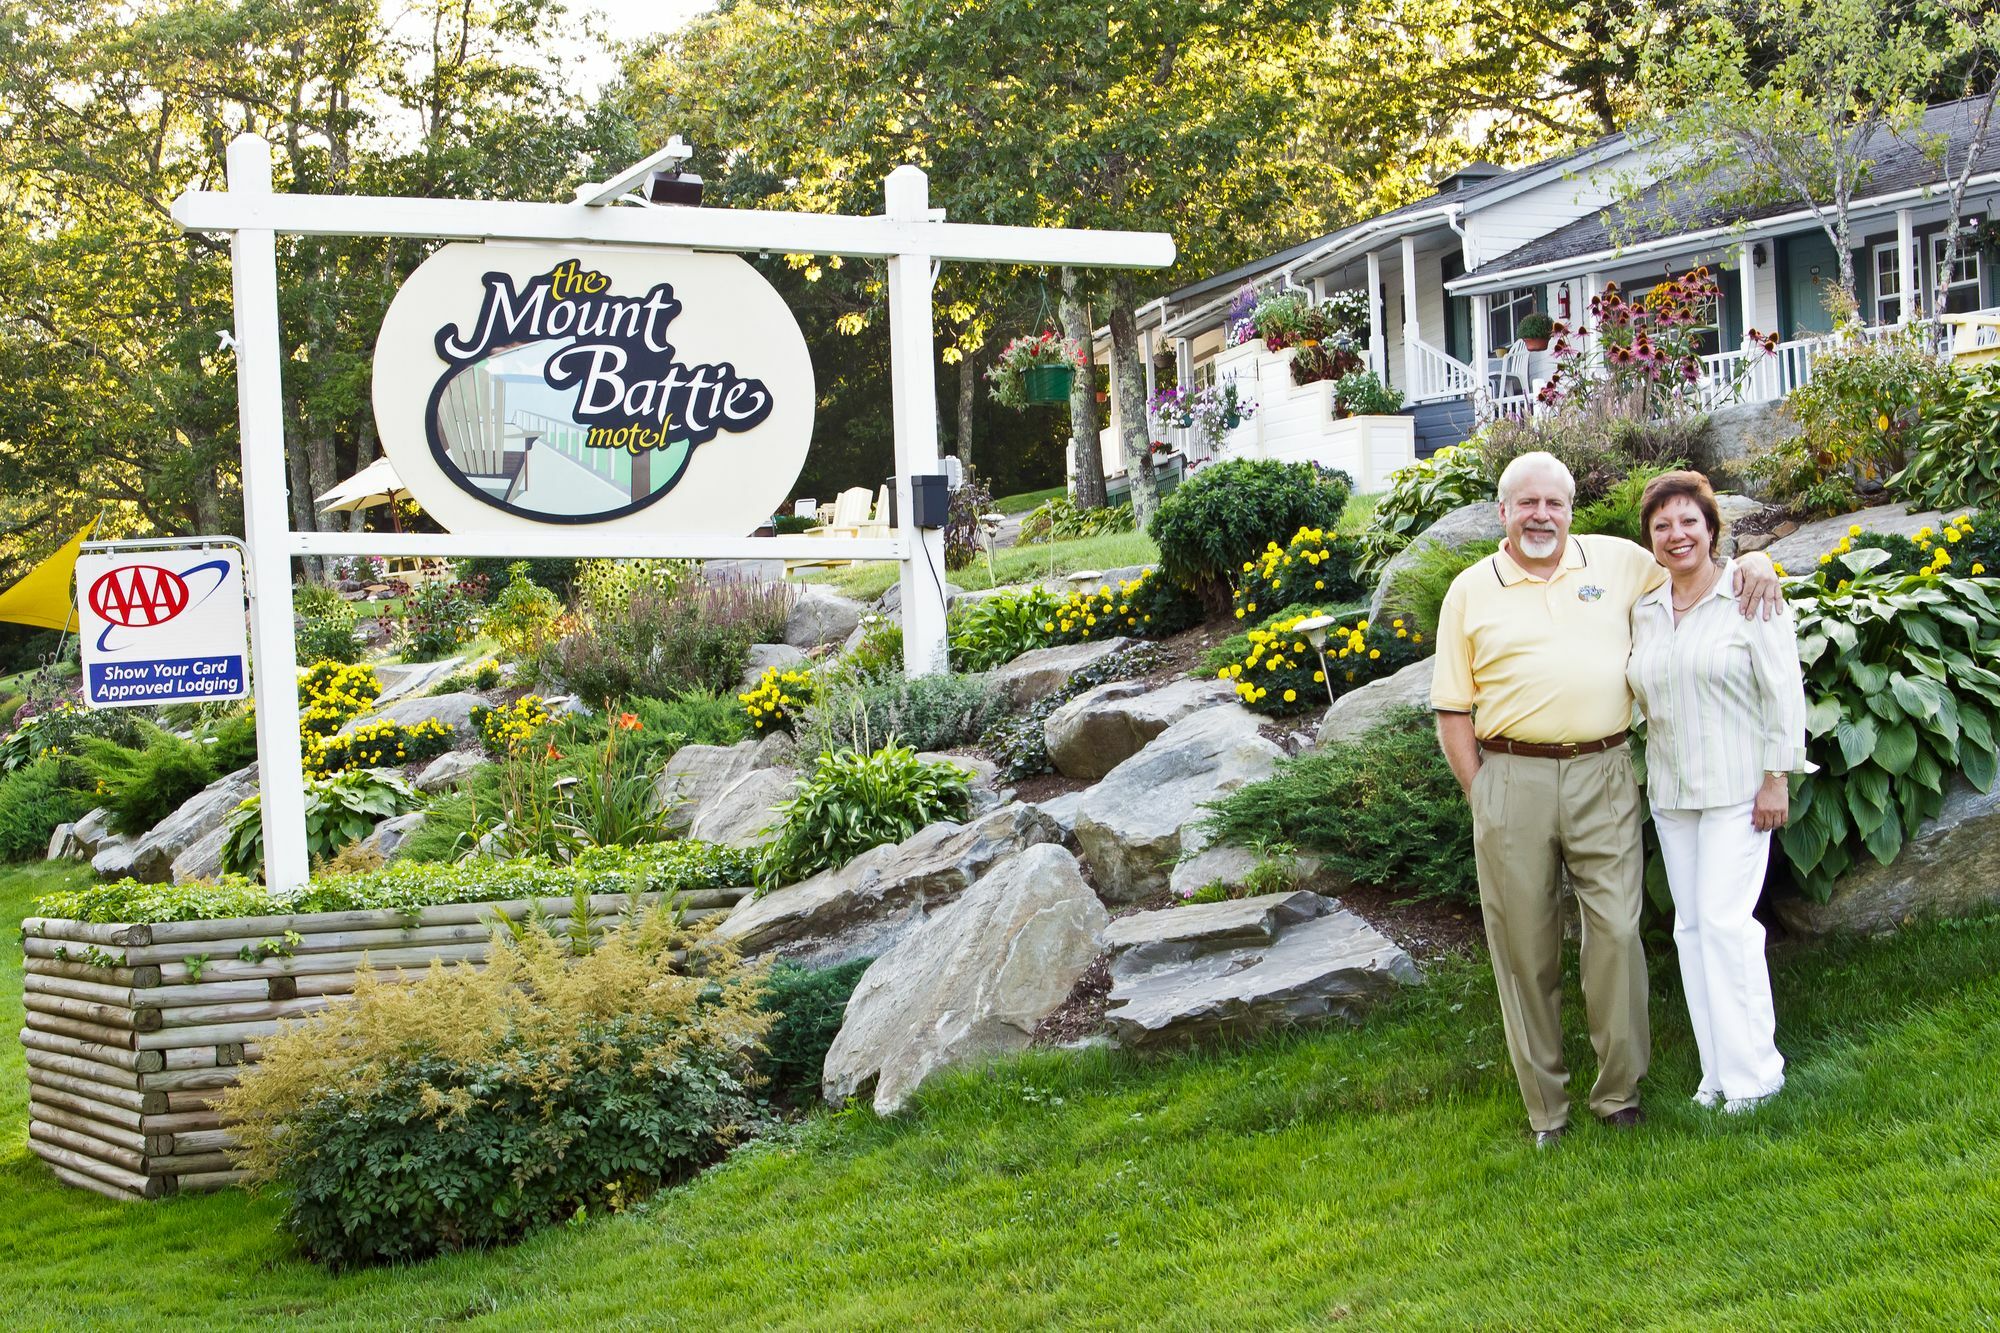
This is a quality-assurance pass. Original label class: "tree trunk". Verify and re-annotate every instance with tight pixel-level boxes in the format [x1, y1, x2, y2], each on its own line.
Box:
[283, 419, 319, 580]
[956, 351, 976, 469]
[1062, 267, 1107, 509]
[1107, 271, 1156, 527]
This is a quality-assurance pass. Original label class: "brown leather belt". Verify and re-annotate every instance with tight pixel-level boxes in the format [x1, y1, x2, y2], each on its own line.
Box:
[1478, 730, 1628, 760]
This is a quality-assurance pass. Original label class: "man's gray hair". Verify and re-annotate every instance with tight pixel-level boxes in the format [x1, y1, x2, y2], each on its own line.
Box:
[1496, 451, 1577, 504]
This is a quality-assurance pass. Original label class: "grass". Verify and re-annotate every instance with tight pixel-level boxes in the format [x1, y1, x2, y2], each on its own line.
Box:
[799, 529, 1160, 602]
[992, 485, 1065, 515]
[4, 858, 1999, 1328]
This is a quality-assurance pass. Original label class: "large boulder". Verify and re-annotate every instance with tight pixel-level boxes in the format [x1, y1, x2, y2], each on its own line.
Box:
[654, 735, 797, 835]
[713, 802, 1060, 967]
[1758, 504, 1948, 573]
[69, 808, 114, 859]
[989, 637, 1137, 709]
[89, 835, 139, 880]
[739, 643, 809, 692]
[340, 690, 483, 738]
[127, 766, 259, 883]
[169, 823, 231, 885]
[785, 586, 866, 650]
[822, 843, 1107, 1114]
[1315, 657, 1436, 749]
[1168, 842, 1322, 900]
[371, 656, 467, 704]
[1103, 891, 1421, 1047]
[415, 748, 485, 794]
[877, 579, 965, 616]
[1368, 502, 1503, 628]
[685, 766, 799, 850]
[1774, 782, 2000, 937]
[1703, 399, 1802, 470]
[46, 823, 81, 861]
[353, 811, 427, 863]
[1044, 678, 1238, 780]
[1034, 791, 1083, 849]
[1073, 705, 1285, 903]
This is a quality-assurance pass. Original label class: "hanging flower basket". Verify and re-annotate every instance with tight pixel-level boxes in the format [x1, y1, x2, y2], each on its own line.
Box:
[987, 331, 1087, 409]
[1022, 364, 1074, 403]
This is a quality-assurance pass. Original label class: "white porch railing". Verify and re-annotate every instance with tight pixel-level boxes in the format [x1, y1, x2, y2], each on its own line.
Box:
[1699, 309, 1999, 409]
[1407, 340, 1477, 404]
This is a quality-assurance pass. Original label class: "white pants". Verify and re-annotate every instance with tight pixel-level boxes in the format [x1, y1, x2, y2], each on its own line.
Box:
[1653, 802, 1786, 1101]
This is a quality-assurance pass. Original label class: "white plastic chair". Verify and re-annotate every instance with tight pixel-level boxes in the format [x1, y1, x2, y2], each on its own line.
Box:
[1487, 341, 1531, 402]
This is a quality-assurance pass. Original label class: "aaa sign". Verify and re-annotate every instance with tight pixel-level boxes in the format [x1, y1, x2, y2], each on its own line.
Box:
[372, 244, 816, 534]
[77, 550, 250, 708]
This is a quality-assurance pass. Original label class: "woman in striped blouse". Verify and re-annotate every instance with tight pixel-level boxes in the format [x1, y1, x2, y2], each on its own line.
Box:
[1627, 471, 1811, 1115]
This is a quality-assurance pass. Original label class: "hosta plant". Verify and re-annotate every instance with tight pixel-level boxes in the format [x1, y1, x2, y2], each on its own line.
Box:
[949, 587, 1060, 671]
[755, 744, 973, 890]
[1779, 550, 2000, 901]
[1353, 442, 1496, 576]
[1892, 362, 2000, 513]
[220, 769, 421, 877]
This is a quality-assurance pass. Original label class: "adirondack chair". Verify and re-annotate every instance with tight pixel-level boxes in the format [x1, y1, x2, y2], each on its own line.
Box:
[1942, 312, 2000, 369]
[436, 364, 536, 502]
[854, 485, 892, 539]
[786, 486, 876, 573]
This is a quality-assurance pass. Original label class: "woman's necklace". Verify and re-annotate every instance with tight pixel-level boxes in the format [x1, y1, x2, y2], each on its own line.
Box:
[1671, 560, 1723, 613]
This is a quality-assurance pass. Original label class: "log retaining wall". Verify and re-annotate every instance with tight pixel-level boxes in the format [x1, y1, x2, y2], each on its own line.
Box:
[18, 888, 746, 1201]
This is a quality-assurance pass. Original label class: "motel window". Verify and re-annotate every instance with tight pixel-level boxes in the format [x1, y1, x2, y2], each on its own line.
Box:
[1193, 360, 1216, 390]
[1873, 242, 1904, 326]
[1930, 230, 1984, 315]
[1486, 287, 1540, 352]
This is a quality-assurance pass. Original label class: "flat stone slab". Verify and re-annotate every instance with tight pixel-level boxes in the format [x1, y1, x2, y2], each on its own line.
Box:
[1045, 677, 1239, 780]
[1775, 781, 2000, 936]
[989, 638, 1137, 708]
[713, 802, 1060, 968]
[371, 656, 466, 704]
[1759, 504, 1948, 572]
[739, 643, 809, 692]
[1073, 704, 1284, 902]
[686, 766, 799, 850]
[823, 843, 1107, 1114]
[1316, 657, 1436, 749]
[785, 587, 866, 650]
[1104, 891, 1421, 1048]
[655, 735, 797, 835]
[415, 748, 485, 793]
[127, 766, 258, 884]
[340, 691, 482, 738]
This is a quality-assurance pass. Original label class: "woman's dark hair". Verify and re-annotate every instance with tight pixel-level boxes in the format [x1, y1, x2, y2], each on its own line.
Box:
[1639, 470, 1723, 557]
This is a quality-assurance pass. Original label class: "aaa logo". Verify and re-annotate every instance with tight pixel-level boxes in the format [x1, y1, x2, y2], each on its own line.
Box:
[89, 566, 191, 627]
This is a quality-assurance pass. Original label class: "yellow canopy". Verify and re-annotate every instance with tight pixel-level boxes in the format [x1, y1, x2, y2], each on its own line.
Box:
[0, 518, 98, 632]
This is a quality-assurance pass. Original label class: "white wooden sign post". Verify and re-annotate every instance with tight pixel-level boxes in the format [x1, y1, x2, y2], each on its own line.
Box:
[175, 134, 1174, 892]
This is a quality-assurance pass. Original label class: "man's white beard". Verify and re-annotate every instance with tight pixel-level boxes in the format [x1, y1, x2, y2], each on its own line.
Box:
[1519, 530, 1561, 560]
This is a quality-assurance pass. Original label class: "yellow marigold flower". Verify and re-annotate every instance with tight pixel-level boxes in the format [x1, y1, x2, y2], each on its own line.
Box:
[1772, 562, 1786, 577]
[1243, 561, 1254, 572]
[1313, 670, 1325, 683]
[1819, 553, 1833, 565]
[1314, 580, 1324, 590]
[1284, 689, 1297, 703]
[1043, 622, 1054, 632]
[1369, 648, 1381, 660]
[1235, 609, 1245, 619]
[1946, 528, 1961, 543]
[1973, 563, 1986, 575]
[1396, 628, 1407, 637]
[1218, 669, 1230, 680]
[1849, 523, 1862, 536]
[1247, 603, 1257, 613]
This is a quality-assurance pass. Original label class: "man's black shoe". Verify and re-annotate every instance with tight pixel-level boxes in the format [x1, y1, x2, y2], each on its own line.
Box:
[1599, 1107, 1646, 1130]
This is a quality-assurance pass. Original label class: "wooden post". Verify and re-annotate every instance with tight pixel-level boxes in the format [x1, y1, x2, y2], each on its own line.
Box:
[884, 166, 949, 678]
[226, 135, 311, 894]
[1400, 235, 1422, 396]
[1365, 250, 1386, 382]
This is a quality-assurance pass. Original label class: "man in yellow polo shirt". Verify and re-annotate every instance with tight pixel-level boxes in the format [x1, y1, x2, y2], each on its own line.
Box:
[1432, 451, 1779, 1145]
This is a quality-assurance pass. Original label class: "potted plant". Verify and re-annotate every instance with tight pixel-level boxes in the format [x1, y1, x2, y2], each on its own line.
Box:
[986, 331, 1086, 408]
[1516, 311, 1555, 351]
[1973, 218, 2000, 263]
[1331, 370, 1404, 419]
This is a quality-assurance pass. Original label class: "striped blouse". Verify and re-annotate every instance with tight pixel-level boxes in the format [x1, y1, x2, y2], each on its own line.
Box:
[1627, 558, 1814, 811]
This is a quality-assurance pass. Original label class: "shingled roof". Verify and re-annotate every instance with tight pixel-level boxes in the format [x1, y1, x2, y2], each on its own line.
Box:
[1463, 97, 2000, 284]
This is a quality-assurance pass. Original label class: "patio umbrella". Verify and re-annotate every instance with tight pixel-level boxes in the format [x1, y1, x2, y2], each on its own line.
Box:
[0, 517, 97, 632]
[315, 456, 408, 530]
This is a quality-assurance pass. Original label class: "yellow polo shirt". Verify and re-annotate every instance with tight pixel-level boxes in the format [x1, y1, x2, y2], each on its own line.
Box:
[1430, 534, 1667, 743]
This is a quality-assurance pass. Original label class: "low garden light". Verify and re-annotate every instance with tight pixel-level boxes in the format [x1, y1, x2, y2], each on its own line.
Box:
[1290, 613, 1339, 706]
[978, 511, 1005, 584]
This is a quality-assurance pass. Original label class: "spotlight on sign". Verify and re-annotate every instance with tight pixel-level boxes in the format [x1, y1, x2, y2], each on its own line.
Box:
[648, 169, 705, 207]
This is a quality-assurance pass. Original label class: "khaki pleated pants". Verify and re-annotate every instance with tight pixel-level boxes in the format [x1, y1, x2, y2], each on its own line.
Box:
[1469, 746, 1649, 1132]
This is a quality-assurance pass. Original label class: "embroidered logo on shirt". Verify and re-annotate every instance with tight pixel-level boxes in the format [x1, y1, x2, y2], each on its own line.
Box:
[1577, 584, 1606, 602]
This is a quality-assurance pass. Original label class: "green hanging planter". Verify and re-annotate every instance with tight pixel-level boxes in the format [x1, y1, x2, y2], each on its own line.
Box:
[1022, 364, 1075, 405]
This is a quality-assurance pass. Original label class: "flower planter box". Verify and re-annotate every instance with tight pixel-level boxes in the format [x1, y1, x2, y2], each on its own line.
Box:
[17, 886, 747, 1201]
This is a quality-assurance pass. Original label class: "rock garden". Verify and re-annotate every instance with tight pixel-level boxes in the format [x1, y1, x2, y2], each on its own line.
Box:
[5, 342, 2000, 1266]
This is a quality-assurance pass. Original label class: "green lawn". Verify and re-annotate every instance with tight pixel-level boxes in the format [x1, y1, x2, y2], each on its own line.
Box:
[4, 859, 1998, 1328]
[992, 485, 1065, 515]
[800, 529, 1160, 602]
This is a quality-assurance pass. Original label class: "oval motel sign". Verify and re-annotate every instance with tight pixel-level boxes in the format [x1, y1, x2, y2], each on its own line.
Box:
[372, 244, 815, 534]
